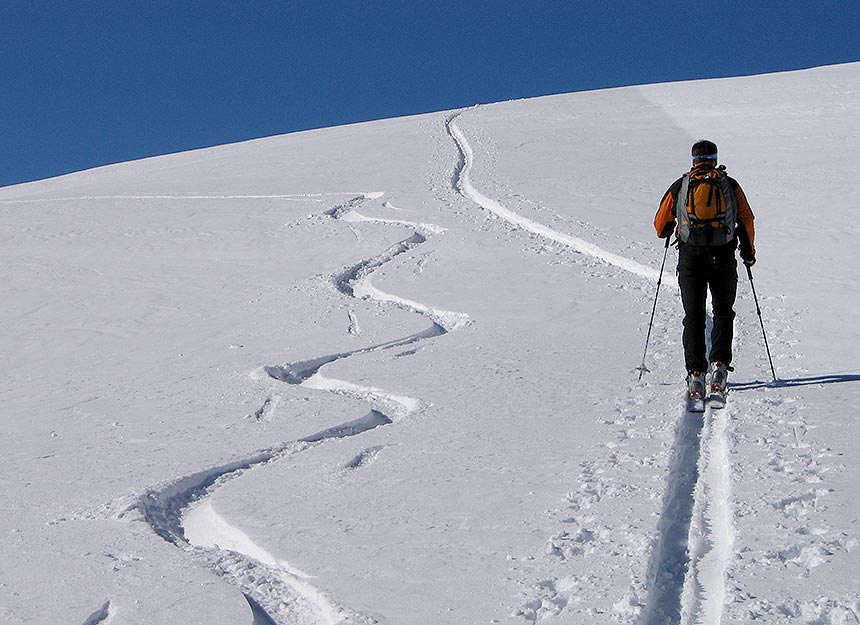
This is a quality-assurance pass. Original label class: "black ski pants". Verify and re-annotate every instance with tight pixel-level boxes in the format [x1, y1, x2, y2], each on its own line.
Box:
[677, 243, 738, 374]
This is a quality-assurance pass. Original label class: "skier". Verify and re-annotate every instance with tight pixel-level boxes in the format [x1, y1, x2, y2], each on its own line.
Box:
[653, 139, 756, 407]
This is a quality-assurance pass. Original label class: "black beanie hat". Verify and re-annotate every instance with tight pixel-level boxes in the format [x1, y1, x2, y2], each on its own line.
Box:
[692, 139, 718, 161]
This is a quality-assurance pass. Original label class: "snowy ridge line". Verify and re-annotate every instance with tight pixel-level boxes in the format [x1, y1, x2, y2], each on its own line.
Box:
[680, 405, 734, 625]
[0, 191, 385, 204]
[446, 110, 662, 283]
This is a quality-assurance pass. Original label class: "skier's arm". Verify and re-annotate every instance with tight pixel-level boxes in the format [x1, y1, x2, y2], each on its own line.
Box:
[654, 179, 681, 238]
[733, 183, 756, 263]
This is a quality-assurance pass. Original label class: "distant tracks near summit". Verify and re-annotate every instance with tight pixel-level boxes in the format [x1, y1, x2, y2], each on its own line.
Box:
[446, 109, 661, 283]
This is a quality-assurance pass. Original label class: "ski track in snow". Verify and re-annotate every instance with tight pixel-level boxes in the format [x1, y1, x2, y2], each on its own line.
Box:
[446, 110, 662, 283]
[637, 406, 704, 625]
[68, 110, 855, 625]
[110, 191, 466, 625]
[124, 426, 381, 625]
[444, 108, 743, 624]
[327, 197, 468, 332]
[680, 405, 733, 625]
[638, 403, 734, 625]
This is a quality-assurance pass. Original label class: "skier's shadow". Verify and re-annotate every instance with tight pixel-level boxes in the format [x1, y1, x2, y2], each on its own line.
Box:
[730, 373, 860, 392]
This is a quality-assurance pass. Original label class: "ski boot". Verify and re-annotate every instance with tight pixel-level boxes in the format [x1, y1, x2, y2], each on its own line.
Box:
[686, 371, 706, 412]
[709, 362, 730, 408]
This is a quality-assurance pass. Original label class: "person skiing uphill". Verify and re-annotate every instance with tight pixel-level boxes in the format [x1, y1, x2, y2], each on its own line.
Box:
[653, 139, 756, 406]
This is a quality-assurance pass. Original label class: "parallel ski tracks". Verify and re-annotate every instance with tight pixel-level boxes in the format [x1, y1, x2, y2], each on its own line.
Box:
[681, 403, 734, 625]
[640, 402, 734, 625]
[92, 111, 739, 625]
[446, 107, 733, 624]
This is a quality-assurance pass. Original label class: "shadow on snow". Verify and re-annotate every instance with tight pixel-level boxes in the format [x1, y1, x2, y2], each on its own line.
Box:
[730, 373, 860, 392]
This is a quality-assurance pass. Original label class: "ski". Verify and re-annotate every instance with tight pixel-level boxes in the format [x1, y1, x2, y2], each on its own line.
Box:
[686, 392, 727, 412]
[687, 395, 706, 412]
[708, 363, 730, 409]
[708, 389, 727, 409]
[686, 372, 707, 412]
[685, 366, 729, 412]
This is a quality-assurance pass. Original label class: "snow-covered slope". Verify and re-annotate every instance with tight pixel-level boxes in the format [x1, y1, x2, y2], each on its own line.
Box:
[2, 63, 859, 625]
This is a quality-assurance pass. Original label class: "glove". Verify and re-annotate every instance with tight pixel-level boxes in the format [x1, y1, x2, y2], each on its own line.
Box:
[740, 246, 756, 267]
[659, 221, 676, 239]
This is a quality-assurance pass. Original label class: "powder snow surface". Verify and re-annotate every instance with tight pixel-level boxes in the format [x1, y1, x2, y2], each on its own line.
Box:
[2, 63, 859, 625]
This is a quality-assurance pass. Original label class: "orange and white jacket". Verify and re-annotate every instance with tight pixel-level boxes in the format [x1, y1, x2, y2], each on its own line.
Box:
[654, 163, 756, 262]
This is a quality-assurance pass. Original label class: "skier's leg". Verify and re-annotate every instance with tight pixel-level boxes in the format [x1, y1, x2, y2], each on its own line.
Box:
[678, 248, 708, 373]
[708, 251, 738, 366]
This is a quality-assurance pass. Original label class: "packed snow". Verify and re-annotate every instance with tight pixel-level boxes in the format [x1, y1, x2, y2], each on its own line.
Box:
[2, 63, 859, 625]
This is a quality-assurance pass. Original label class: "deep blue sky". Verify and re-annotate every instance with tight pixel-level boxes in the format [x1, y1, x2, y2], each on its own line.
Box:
[3, 1, 859, 187]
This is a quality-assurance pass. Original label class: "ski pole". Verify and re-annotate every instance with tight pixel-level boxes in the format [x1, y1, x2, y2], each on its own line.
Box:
[637, 236, 672, 380]
[746, 263, 777, 383]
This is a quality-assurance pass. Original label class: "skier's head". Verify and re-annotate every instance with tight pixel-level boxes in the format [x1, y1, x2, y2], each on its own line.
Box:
[691, 139, 718, 164]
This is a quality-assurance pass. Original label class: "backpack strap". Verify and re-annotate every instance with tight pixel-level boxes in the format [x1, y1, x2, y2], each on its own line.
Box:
[676, 173, 693, 243]
[717, 174, 737, 239]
